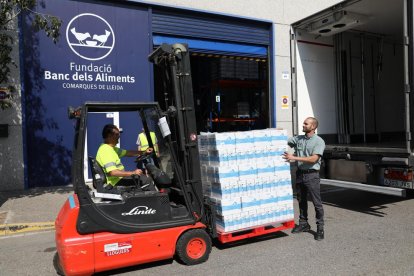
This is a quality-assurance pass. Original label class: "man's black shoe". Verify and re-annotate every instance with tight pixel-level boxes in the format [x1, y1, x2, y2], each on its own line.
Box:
[315, 228, 324, 241]
[291, 223, 311, 234]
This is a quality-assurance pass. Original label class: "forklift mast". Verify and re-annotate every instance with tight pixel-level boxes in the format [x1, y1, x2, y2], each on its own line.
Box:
[149, 43, 204, 219]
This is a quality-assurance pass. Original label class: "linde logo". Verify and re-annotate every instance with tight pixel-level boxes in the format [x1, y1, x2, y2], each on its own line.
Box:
[122, 206, 157, 216]
[66, 13, 115, 61]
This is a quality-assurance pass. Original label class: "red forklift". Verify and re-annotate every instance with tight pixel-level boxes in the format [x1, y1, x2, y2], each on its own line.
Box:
[54, 43, 294, 275]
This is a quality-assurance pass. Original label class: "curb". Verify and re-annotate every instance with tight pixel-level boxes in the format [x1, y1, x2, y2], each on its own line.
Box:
[0, 222, 55, 236]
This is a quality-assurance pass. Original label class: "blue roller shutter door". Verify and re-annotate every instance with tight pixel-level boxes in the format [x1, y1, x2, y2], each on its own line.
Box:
[152, 10, 271, 56]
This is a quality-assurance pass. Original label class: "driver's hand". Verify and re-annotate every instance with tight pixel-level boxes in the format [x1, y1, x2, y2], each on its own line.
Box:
[145, 148, 153, 154]
[132, 169, 143, 176]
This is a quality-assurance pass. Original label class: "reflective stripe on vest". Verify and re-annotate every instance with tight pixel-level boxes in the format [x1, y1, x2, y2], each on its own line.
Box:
[103, 162, 116, 169]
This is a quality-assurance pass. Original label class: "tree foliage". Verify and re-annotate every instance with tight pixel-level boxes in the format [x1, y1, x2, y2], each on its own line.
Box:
[0, 0, 61, 110]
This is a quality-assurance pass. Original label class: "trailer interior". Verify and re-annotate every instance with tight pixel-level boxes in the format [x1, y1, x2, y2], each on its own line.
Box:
[292, 0, 412, 195]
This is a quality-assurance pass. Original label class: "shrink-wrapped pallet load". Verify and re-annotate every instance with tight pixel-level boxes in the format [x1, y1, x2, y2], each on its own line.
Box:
[198, 129, 294, 233]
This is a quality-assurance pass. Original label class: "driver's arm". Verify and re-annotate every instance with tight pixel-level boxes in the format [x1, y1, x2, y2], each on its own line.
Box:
[125, 148, 153, 157]
[108, 168, 143, 177]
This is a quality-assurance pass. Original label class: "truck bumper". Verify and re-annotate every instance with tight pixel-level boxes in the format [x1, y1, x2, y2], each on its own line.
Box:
[320, 178, 406, 197]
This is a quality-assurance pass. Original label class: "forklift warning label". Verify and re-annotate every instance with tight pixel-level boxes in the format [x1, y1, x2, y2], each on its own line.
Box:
[104, 241, 132, 256]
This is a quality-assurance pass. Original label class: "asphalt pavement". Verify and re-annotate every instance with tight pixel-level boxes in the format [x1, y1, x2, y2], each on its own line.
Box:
[0, 186, 73, 236]
[1, 186, 414, 275]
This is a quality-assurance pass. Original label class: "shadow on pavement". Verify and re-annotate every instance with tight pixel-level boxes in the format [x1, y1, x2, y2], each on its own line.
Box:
[318, 186, 414, 217]
[213, 230, 289, 250]
[0, 185, 73, 208]
[94, 259, 173, 275]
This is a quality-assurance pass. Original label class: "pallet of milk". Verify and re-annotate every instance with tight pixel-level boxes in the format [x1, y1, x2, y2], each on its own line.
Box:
[211, 181, 240, 199]
[270, 128, 288, 146]
[252, 147, 269, 165]
[238, 162, 257, 180]
[208, 132, 236, 152]
[210, 197, 241, 216]
[198, 150, 210, 166]
[257, 162, 275, 178]
[253, 129, 272, 150]
[274, 156, 290, 173]
[267, 144, 288, 161]
[200, 164, 211, 196]
[236, 148, 252, 165]
[246, 178, 261, 195]
[240, 210, 258, 229]
[207, 164, 239, 184]
[259, 177, 273, 194]
[216, 213, 240, 233]
[235, 131, 255, 152]
[276, 177, 293, 204]
[200, 164, 208, 180]
[208, 149, 236, 167]
[198, 132, 212, 151]
[279, 203, 294, 222]
[241, 194, 262, 213]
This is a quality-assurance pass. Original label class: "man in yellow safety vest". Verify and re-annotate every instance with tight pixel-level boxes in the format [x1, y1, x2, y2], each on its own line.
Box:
[96, 124, 154, 192]
[136, 128, 159, 170]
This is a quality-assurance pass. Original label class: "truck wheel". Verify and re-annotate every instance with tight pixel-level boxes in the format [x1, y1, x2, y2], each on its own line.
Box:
[175, 229, 212, 265]
[53, 252, 65, 276]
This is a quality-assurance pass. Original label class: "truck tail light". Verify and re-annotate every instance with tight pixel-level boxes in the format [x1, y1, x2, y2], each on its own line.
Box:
[384, 168, 413, 181]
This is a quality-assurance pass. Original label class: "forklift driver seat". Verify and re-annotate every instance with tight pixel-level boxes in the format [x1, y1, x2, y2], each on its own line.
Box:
[88, 156, 108, 193]
[89, 156, 147, 194]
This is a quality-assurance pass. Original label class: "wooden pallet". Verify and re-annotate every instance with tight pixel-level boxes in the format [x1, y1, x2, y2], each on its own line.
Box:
[217, 220, 295, 243]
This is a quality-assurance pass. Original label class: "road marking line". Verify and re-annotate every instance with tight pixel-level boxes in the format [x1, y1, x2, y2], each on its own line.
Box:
[0, 222, 55, 236]
[0, 230, 55, 240]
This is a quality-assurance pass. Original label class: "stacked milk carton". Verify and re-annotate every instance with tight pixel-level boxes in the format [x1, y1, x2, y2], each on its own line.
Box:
[198, 129, 294, 233]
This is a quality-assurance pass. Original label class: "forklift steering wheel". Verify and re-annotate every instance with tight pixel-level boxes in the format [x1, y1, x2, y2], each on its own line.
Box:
[135, 153, 152, 163]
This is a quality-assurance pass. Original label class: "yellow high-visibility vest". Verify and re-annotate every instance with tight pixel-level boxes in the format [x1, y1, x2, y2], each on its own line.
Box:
[96, 143, 126, 187]
[139, 132, 157, 152]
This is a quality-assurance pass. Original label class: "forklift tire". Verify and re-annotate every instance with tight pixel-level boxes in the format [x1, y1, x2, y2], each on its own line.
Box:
[53, 252, 65, 276]
[175, 229, 212, 265]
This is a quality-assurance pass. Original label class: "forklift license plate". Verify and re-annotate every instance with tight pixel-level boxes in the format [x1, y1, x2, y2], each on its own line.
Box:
[384, 178, 413, 189]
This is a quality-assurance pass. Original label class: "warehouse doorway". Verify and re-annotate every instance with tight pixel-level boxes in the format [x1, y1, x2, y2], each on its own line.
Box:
[154, 53, 269, 133]
[151, 9, 272, 133]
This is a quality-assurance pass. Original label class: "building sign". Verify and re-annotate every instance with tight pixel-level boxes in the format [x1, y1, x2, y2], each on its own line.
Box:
[282, 71, 290, 80]
[281, 96, 289, 109]
[22, 0, 151, 187]
[43, 12, 137, 92]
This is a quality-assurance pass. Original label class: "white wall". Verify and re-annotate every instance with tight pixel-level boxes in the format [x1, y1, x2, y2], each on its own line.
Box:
[136, 0, 342, 25]
[295, 32, 336, 135]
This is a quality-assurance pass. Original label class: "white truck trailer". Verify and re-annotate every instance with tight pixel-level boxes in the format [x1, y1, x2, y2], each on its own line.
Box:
[291, 0, 413, 196]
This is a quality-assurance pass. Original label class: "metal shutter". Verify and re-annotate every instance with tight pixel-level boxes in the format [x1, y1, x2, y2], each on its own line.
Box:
[152, 9, 271, 46]
[153, 35, 267, 58]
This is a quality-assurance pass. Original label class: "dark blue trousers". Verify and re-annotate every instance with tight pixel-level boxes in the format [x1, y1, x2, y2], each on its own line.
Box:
[295, 171, 324, 227]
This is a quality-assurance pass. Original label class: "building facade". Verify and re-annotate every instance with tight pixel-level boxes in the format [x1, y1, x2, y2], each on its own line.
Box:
[0, 0, 342, 190]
